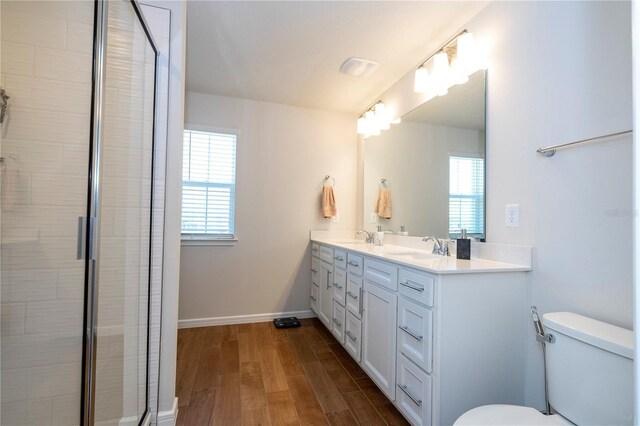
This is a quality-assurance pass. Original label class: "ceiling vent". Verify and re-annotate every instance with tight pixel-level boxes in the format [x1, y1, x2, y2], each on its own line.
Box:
[340, 57, 379, 77]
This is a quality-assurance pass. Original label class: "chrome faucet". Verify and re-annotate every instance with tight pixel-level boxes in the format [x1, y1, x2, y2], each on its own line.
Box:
[357, 230, 374, 244]
[423, 236, 450, 256]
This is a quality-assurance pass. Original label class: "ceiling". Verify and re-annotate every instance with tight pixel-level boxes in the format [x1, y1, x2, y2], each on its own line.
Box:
[186, 1, 489, 114]
[404, 70, 486, 130]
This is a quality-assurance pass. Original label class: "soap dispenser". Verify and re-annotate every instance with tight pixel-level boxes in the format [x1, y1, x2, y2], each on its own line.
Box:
[375, 225, 384, 246]
[456, 229, 471, 260]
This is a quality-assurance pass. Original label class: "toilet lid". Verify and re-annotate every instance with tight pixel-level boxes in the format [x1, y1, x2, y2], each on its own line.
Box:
[454, 405, 574, 426]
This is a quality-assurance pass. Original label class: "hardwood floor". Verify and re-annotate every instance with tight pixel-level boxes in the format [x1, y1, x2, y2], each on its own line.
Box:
[176, 318, 409, 426]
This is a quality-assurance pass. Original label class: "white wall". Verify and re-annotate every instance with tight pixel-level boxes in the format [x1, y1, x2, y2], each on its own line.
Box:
[363, 121, 483, 237]
[359, 0, 632, 410]
[179, 93, 357, 323]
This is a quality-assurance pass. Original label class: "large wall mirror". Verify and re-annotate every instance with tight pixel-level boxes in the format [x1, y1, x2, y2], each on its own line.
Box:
[363, 70, 486, 239]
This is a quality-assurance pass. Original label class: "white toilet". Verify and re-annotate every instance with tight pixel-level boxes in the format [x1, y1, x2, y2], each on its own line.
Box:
[454, 312, 633, 425]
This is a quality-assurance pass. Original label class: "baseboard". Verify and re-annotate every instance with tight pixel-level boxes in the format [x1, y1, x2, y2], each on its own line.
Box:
[178, 310, 317, 329]
[157, 397, 178, 426]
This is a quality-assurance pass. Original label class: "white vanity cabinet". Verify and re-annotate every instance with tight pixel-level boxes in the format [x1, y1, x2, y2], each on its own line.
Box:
[310, 240, 528, 426]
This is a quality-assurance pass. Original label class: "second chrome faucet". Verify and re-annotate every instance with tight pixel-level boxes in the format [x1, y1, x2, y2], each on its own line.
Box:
[423, 236, 450, 256]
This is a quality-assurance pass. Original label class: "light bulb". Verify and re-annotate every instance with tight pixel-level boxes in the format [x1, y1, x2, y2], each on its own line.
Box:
[456, 31, 477, 75]
[374, 102, 390, 130]
[432, 51, 450, 96]
[365, 110, 379, 136]
[414, 66, 429, 93]
[357, 117, 367, 135]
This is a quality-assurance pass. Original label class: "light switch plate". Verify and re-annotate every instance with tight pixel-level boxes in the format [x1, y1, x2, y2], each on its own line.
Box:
[332, 213, 340, 223]
[370, 213, 378, 224]
[506, 204, 520, 227]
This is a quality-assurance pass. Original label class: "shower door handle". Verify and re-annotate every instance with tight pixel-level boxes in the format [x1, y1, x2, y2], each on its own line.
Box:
[77, 217, 86, 260]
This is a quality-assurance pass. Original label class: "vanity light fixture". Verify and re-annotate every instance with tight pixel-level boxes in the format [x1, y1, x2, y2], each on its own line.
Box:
[357, 100, 399, 138]
[413, 29, 484, 96]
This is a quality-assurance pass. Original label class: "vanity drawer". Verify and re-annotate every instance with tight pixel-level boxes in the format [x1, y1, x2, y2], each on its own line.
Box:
[311, 257, 318, 285]
[398, 296, 433, 374]
[347, 253, 364, 276]
[399, 268, 435, 307]
[333, 267, 347, 306]
[346, 274, 363, 318]
[332, 301, 346, 343]
[311, 243, 320, 257]
[319, 245, 334, 264]
[396, 352, 432, 426]
[310, 282, 319, 314]
[364, 258, 399, 291]
[334, 249, 347, 269]
[345, 312, 362, 362]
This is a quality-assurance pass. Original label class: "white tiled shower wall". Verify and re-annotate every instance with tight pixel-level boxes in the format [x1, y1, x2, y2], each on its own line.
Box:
[1, 2, 94, 424]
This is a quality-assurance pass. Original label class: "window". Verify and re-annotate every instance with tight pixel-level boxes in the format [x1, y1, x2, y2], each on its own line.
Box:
[449, 155, 484, 238]
[181, 129, 237, 242]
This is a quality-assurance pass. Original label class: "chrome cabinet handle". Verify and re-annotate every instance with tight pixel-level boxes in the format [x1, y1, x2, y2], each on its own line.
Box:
[312, 247, 319, 252]
[399, 325, 423, 341]
[358, 288, 364, 315]
[346, 291, 358, 299]
[335, 256, 344, 261]
[397, 384, 422, 406]
[348, 261, 360, 267]
[310, 295, 317, 301]
[400, 280, 424, 292]
[327, 270, 332, 289]
[311, 268, 317, 273]
[332, 318, 342, 327]
[346, 330, 357, 341]
[332, 283, 343, 289]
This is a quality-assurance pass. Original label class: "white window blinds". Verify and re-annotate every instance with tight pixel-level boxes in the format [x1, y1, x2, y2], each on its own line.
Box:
[182, 130, 237, 239]
[449, 155, 484, 238]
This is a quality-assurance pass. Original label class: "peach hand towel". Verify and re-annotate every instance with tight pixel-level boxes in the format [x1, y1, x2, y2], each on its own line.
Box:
[376, 188, 392, 219]
[322, 186, 337, 218]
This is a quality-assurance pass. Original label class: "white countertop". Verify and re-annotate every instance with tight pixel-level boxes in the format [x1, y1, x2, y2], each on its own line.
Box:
[311, 238, 532, 275]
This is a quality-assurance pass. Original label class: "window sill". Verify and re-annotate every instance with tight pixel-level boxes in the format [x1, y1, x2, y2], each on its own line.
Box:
[181, 238, 238, 247]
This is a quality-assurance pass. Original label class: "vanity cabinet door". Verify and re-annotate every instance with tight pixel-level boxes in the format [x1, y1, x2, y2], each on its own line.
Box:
[311, 257, 318, 286]
[318, 260, 333, 327]
[333, 267, 347, 306]
[310, 282, 319, 314]
[346, 274, 363, 319]
[398, 296, 433, 374]
[345, 312, 362, 362]
[397, 352, 432, 426]
[332, 301, 346, 343]
[362, 281, 397, 400]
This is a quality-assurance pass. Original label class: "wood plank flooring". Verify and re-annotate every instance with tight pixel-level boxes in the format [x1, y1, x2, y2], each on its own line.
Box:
[176, 318, 409, 426]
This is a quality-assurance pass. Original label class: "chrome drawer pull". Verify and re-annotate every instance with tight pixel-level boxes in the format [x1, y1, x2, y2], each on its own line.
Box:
[398, 384, 422, 406]
[346, 330, 357, 341]
[311, 268, 318, 273]
[332, 318, 342, 327]
[335, 256, 344, 261]
[312, 248, 319, 252]
[346, 291, 358, 299]
[348, 261, 360, 267]
[310, 295, 317, 301]
[400, 280, 424, 292]
[399, 325, 423, 341]
[333, 283, 343, 289]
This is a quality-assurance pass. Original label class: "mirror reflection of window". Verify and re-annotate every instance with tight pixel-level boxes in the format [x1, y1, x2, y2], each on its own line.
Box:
[449, 155, 484, 238]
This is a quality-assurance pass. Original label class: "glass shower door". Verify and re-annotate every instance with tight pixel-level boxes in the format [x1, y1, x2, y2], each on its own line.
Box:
[90, 0, 157, 424]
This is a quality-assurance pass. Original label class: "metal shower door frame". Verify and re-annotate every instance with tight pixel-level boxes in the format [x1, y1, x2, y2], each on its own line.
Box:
[82, 1, 159, 424]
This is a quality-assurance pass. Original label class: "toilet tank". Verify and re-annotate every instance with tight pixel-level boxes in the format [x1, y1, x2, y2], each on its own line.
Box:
[543, 312, 633, 426]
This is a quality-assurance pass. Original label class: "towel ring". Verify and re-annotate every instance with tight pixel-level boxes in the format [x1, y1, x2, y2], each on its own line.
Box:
[323, 175, 335, 186]
[380, 178, 389, 188]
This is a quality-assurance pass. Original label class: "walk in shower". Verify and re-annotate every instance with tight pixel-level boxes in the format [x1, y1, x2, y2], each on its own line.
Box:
[1, 1, 162, 424]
